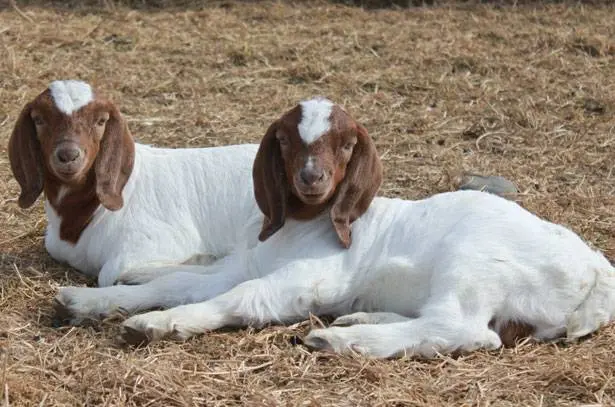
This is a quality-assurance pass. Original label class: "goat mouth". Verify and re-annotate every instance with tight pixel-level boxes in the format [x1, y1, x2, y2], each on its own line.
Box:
[52, 166, 86, 182]
[297, 190, 329, 204]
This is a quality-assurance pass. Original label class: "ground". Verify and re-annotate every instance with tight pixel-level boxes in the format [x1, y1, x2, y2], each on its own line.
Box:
[0, 0, 614, 405]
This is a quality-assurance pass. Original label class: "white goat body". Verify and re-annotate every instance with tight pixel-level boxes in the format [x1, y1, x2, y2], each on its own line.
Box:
[57, 190, 615, 358]
[47, 143, 262, 286]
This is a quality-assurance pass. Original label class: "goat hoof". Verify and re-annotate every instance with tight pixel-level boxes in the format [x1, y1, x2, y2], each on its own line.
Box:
[303, 329, 335, 352]
[121, 326, 151, 346]
[52, 298, 73, 327]
[121, 311, 174, 345]
[53, 288, 105, 326]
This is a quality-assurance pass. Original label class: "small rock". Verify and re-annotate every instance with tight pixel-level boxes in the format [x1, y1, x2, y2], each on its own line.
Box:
[583, 98, 606, 115]
[455, 173, 519, 198]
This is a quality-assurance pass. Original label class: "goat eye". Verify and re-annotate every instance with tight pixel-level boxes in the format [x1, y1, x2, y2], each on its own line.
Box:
[33, 116, 45, 126]
[278, 137, 289, 146]
[96, 118, 107, 126]
[343, 142, 355, 151]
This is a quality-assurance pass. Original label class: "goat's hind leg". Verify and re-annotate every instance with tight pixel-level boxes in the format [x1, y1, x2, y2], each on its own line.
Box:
[305, 316, 502, 359]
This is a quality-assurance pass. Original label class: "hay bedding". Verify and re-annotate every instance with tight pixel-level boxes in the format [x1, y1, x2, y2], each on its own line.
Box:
[0, 0, 614, 405]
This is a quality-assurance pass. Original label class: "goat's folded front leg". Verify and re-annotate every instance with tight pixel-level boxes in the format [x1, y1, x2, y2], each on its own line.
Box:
[56, 252, 253, 324]
[120, 260, 350, 345]
[55, 267, 245, 325]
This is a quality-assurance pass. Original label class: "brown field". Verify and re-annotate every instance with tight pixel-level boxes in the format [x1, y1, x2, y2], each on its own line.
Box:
[0, 0, 614, 405]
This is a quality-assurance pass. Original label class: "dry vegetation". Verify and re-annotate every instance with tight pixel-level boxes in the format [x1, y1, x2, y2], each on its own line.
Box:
[0, 0, 614, 405]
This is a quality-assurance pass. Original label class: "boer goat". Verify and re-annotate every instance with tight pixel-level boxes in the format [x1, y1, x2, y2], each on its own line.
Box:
[9, 80, 262, 287]
[55, 97, 615, 359]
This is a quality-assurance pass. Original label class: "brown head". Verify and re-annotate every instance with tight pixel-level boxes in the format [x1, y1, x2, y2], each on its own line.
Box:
[8, 80, 135, 243]
[252, 98, 383, 248]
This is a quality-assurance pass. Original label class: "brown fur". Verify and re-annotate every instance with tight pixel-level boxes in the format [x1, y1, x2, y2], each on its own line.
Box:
[8, 102, 44, 209]
[8, 88, 135, 243]
[490, 319, 536, 347]
[252, 103, 382, 248]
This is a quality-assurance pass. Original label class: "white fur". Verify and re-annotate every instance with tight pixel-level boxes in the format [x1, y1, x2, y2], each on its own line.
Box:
[304, 156, 315, 172]
[55, 186, 70, 205]
[57, 191, 615, 358]
[46, 143, 262, 287]
[49, 80, 94, 115]
[298, 98, 333, 145]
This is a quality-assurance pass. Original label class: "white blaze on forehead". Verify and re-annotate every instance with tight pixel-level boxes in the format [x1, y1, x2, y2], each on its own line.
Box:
[49, 80, 94, 115]
[298, 98, 334, 145]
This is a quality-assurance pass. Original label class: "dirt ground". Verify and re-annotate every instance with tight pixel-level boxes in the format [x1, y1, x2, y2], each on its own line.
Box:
[0, 0, 614, 405]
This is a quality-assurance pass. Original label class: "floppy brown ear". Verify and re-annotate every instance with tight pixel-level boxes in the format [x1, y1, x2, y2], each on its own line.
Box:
[252, 120, 289, 242]
[8, 103, 44, 209]
[330, 124, 382, 248]
[95, 103, 135, 211]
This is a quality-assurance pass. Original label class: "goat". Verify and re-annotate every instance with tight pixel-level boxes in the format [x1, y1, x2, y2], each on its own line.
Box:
[54, 97, 615, 358]
[9, 80, 263, 287]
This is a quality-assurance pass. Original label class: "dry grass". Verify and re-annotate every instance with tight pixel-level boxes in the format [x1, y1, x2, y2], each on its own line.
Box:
[0, 0, 614, 405]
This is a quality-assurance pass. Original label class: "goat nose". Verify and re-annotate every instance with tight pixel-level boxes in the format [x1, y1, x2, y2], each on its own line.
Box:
[300, 167, 325, 185]
[56, 147, 81, 163]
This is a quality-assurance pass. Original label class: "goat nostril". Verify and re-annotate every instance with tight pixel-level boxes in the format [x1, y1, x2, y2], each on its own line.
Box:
[300, 168, 324, 185]
[57, 148, 81, 163]
[300, 170, 310, 184]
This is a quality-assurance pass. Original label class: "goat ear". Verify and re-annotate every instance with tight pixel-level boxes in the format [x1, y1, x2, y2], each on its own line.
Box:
[8, 103, 44, 208]
[330, 124, 382, 248]
[252, 120, 289, 242]
[95, 103, 135, 211]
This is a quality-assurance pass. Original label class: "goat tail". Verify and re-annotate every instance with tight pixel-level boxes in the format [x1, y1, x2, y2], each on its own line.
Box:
[566, 263, 615, 340]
